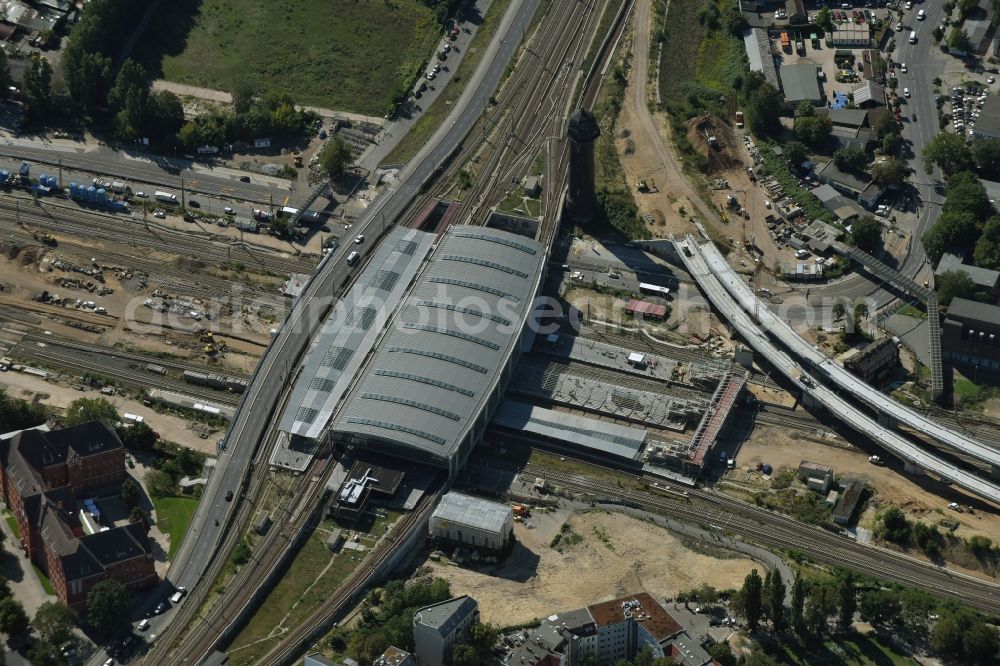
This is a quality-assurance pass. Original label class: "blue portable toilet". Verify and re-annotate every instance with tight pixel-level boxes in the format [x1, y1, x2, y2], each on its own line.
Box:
[69, 182, 77, 198]
[39, 174, 47, 186]
[47, 176, 57, 188]
[96, 188, 107, 205]
[87, 186, 97, 202]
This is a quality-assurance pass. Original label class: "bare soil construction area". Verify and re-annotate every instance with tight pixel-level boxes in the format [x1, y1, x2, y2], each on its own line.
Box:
[423, 510, 756, 625]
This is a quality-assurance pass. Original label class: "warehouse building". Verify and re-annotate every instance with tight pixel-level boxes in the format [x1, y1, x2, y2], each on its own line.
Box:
[429, 492, 514, 552]
[779, 64, 823, 107]
[413, 595, 480, 666]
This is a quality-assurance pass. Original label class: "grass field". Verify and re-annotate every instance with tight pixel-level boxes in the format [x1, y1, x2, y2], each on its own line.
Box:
[382, 0, 513, 165]
[773, 634, 917, 665]
[144, 0, 442, 116]
[33, 563, 55, 595]
[226, 532, 357, 666]
[657, 0, 704, 100]
[4, 512, 20, 540]
[152, 496, 199, 558]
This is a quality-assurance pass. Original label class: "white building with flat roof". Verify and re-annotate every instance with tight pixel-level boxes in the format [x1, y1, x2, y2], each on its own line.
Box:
[413, 595, 479, 666]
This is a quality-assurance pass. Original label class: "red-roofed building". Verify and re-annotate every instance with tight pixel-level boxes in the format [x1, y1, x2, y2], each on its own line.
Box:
[587, 592, 683, 663]
[626, 299, 667, 320]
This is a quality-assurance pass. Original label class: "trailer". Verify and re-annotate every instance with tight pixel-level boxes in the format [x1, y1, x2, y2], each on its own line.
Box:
[111, 181, 128, 194]
[154, 191, 178, 204]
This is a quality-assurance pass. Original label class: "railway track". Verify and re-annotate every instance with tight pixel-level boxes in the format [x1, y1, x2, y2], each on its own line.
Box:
[522, 462, 1000, 614]
[18, 332, 250, 378]
[0, 196, 318, 276]
[9, 340, 241, 405]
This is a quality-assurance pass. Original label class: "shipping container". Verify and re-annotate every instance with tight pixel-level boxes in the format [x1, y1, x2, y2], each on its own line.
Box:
[111, 181, 127, 194]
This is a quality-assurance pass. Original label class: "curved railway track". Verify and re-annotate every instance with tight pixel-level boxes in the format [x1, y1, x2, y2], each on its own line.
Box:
[523, 463, 1000, 614]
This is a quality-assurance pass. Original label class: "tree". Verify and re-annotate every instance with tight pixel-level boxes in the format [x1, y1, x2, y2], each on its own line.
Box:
[922, 211, 980, 264]
[849, 215, 883, 253]
[784, 141, 809, 169]
[64, 48, 111, 112]
[175, 447, 201, 476]
[944, 171, 995, 219]
[707, 642, 737, 666]
[972, 138, 1000, 179]
[963, 621, 1000, 665]
[974, 216, 1000, 269]
[745, 82, 784, 138]
[129, 506, 148, 531]
[853, 302, 869, 326]
[121, 478, 141, 508]
[64, 397, 117, 426]
[468, 622, 500, 654]
[0, 48, 12, 100]
[87, 579, 129, 638]
[28, 641, 66, 666]
[837, 575, 856, 632]
[797, 100, 816, 118]
[0, 597, 29, 636]
[21, 55, 53, 121]
[318, 136, 353, 179]
[739, 569, 764, 631]
[833, 145, 868, 173]
[878, 506, 912, 543]
[937, 270, 978, 306]
[870, 158, 911, 187]
[805, 584, 837, 637]
[33, 601, 78, 646]
[816, 6, 833, 31]
[450, 644, 478, 666]
[146, 91, 185, 145]
[791, 573, 806, 636]
[833, 302, 846, 321]
[119, 420, 157, 450]
[0, 389, 48, 433]
[858, 590, 901, 627]
[923, 132, 975, 176]
[231, 80, 257, 115]
[744, 646, 780, 666]
[948, 28, 973, 53]
[794, 115, 832, 146]
[145, 469, 176, 498]
[766, 569, 786, 632]
[932, 612, 968, 659]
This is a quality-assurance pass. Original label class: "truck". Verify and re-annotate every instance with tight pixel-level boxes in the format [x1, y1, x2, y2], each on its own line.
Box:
[780, 32, 791, 52]
[735, 111, 744, 129]
[154, 191, 178, 204]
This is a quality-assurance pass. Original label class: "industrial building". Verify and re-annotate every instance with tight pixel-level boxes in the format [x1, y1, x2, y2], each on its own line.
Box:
[972, 95, 1000, 141]
[778, 64, 823, 106]
[935, 254, 1000, 301]
[798, 460, 833, 493]
[413, 595, 480, 666]
[504, 593, 712, 666]
[841, 337, 900, 384]
[833, 480, 866, 525]
[429, 492, 514, 552]
[942, 298, 1000, 380]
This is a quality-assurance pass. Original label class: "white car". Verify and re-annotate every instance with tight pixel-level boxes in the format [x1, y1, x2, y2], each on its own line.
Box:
[989, 77, 997, 84]
[895, 21, 902, 31]
[426, 70, 436, 80]
[135, 191, 146, 198]
[153, 209, 166, 218]
[904, 1, 911, 9]
[224, 206, 236, 214]
[900, 63, 907, 73]
[764, 199, 771, 209]
[355, 234, 365, 244]
[917, 9, 925, 19]
[903, 87, 911, 97]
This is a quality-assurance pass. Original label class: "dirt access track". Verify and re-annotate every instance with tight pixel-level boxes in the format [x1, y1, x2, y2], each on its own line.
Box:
[422, 510, 756, 625]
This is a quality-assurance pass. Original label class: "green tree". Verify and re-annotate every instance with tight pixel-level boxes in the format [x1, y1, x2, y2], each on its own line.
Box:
[28, 641, 66, 666]
[938, 270, 978, 306]
[33, 601, 78, 646]
[119, 420, 157, 450]
[744, 645, 780, 666]
[878, 506, 912, 543]
[450, 644, 478, 666]
[837, 574, 856, 632]
[145, 469, 177, 498]
[948, 27, 973, 53]
[972, 138, 1000, 179]
[745, 82, 784, 138]
[318, 136, 353, 179]
[175, 447, 201, 476]
[64, 48, 111, 112]
[816, 6, 833, 31]
[108, 59, 148, 111]
[791, 573, 806, 636]
[858, 590, 901, 627]
[833, 302, 846, 321]
[707, 642, 736, 666]
[963, 621, 1000, 665]
[146, 91, 185, 144]
[63, 397, 117, 426]
[129, 506, 148, 530]
[121, 478, 141, 508]
[923, 132, 975, 176]
[794, 115, 832, 146]
[932, 612, 968, 659]
[849, 215, 883, 253]
[853, 302, 869, 326]
[805, 584, 836, 637]
[767, 569, 786, 632]
[86, 579, 129, 638]
[0, 389, 48, 433]
[870, 158, 911, 187]
[0, 597, 29, 636]
[784, 141, 809, 169]
[469, 622, 500, 654]
[922, 211, 980, 264]
[740, 569, 764, 631]
[833, 145, 868, 173]
[974, 216, 1000, 269]
[230, 80, 257, 115]
[797, 100, 816, 118]
[21, 55, 53, 121]
[944, 171, 994, 219]
[0, 48, 12, 99]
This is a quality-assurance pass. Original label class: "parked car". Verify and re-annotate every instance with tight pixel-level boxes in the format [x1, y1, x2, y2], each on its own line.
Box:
[224, 206, 235, 214]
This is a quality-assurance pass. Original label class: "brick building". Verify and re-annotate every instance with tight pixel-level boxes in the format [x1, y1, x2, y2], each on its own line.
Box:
[942, 298, 1000, 380]
[0, 420, 156, 610]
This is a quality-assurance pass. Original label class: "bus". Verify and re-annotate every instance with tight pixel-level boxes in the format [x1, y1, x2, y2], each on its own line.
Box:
[639, 282, 670, 298]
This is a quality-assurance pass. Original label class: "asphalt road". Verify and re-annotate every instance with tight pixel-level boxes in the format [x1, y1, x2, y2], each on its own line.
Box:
[112, 0, 545, 659]
[807, 3, 945, 307]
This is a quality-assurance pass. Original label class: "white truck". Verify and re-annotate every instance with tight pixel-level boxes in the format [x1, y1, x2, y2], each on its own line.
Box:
[154, 190, 178, 204]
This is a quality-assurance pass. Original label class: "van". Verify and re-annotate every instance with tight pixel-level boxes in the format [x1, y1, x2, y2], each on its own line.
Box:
[347, 251, 360, 266]
[909, 31, 917, 43]
[137, 619, 150, 632]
